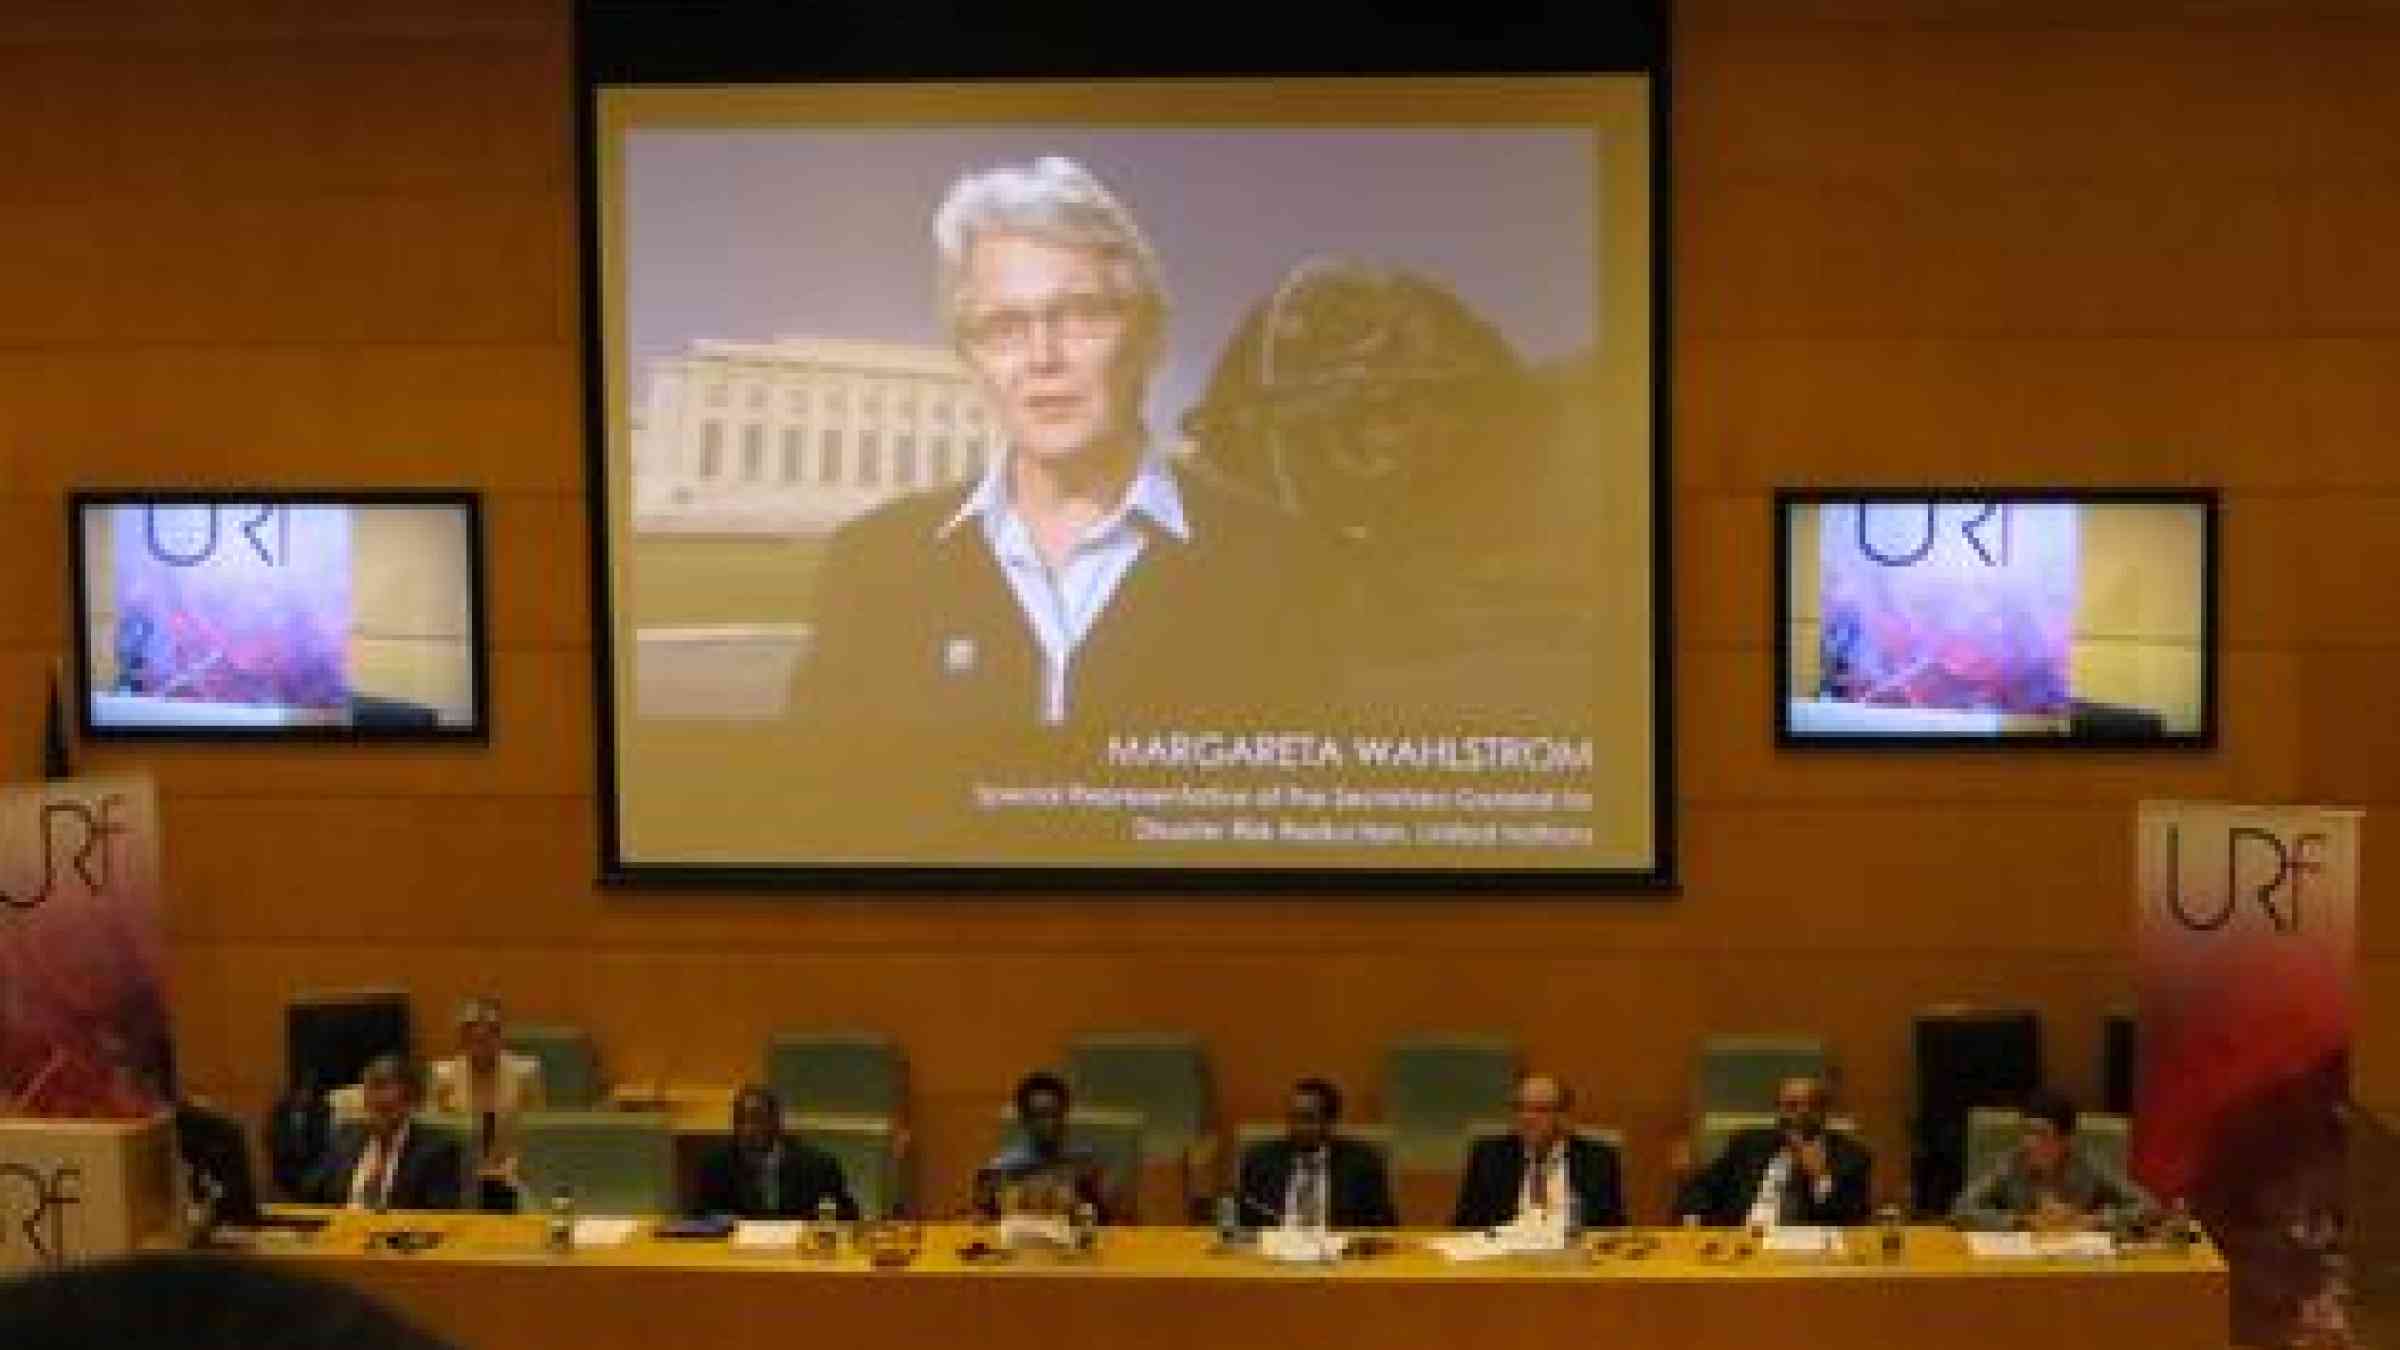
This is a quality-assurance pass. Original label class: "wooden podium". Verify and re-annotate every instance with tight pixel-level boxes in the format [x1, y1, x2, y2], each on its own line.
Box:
[0, 1113, 180, 1272]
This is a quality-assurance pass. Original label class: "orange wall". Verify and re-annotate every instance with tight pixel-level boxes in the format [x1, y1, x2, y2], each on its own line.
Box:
[1, 1, 2393, 1220]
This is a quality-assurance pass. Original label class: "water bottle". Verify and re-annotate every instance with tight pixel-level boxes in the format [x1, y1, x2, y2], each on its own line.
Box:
[1876, 1204, 1904, 1262]
[1214, 1193, 1240, 1248]
[2166, 1198, 2194, 1256]
[1564, 1190, 1584, 1244]
[545, 1185, 575, 1255]
[813, 1195, 841, 1259]
[1070, 1201, 1099, 1256]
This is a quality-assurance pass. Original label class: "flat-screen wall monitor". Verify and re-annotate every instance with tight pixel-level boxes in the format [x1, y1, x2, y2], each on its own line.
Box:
[70, 492, 487, 741]
[581, 5, 1671, 887]
[1776, 492, 2216, 748]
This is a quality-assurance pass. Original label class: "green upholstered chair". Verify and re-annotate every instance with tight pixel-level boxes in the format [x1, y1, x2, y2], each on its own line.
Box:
[765, 1031, 904, 1121]
[1230, 1121, 1397, 1171]
[1967, 1106, 2130, 1184]
[1382, 1035, 1520, 1170]
[518, 1110, 677, 1214]
[1691, 1110, 1863, 1169]
[791, 1112, 903, 1220]
[1464, 1119, 1627, 1153]
[1064, 1032, 1212, 1163]
[1694, 1034, 1831, 1116]
[411, 1109, 477, 1205]
[505, 1025, 603, 1108]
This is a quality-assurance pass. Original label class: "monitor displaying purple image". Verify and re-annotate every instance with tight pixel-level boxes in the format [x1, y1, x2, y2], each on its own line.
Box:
[70, 492, 487, 740]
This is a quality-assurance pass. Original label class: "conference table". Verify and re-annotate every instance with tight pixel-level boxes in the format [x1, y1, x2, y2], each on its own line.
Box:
[227, 1212, 2229, 1350]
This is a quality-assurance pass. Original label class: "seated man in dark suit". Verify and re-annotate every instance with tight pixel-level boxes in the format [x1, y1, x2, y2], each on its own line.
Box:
[975, 1070, 1108, 1222]
[298, 1056, 462, 1212]
[691, 1084, 859, 1220]
[1675, 1074, 1873, 1227]
[1235, 1077, 1397, 1229]
[1452, 1073, 1626, 1230]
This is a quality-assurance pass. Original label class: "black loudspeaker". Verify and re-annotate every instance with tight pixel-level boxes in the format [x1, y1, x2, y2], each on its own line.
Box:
[2102, 1009, 2137, 1116]
[284, 989, 412, 1094]
[1911, 1007, 2042, 1215]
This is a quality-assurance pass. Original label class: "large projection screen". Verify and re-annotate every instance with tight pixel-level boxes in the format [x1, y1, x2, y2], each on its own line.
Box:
[585, 40, 1666, 887]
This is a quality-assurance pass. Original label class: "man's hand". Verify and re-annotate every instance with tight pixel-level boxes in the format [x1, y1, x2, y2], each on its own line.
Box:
[1792, 1137, 1830, 1181]
[2030, 1198, 2083, 1233]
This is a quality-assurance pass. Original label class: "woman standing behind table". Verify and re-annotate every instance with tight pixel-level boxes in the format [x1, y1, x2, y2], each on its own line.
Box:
[428, 996, 546, 1212]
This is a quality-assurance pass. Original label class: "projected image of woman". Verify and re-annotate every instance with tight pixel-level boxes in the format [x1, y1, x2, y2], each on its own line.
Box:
[795, 157, 1333, 735]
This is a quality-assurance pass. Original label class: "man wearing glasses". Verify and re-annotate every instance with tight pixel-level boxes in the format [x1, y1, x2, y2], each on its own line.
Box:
[799, 156, 1333, 739]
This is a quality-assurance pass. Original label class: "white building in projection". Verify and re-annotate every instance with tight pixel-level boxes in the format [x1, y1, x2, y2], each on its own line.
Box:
[633, 335, 994, 534]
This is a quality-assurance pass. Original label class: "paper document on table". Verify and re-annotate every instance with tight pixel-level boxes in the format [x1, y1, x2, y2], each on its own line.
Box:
[2033, 1232, 2114, 1259]
[1426, 1233, 1511, 1262]
[733, 1221, 807, 1250]
[1259, 1228, 1345, 1263]
[572, 1218, 639, 1248]
[1762, 1226, 1844, 1255]
[1965, 1232, 2036, 1258]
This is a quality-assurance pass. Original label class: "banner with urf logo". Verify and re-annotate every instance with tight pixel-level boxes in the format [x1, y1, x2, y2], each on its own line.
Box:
[0, 776, 172, 1120]
[2135, 801, 2361, 1349]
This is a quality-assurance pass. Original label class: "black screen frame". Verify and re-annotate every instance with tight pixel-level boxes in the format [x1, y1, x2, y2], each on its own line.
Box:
[575, 0, 1676, 892]
[1771, 486, 2220, 752]
[66, 488, 492, 745]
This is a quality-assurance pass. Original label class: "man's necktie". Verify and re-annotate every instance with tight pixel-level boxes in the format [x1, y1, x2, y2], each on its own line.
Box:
[1294, 1156, 1324, 1228]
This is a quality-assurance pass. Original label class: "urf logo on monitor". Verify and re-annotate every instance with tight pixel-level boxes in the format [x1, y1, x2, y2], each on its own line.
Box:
[1855, 502, 2012, 568]
[142, 503, 290, 568]
[2161, 825, 2327, 936]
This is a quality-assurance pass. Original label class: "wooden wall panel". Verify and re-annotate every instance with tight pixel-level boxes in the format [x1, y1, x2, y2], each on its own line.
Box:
[1676, 339, 2305, 491]
[0, 3, 2391, 1219]
[2295, 340, 2400, 484]
[0, 499, 64, 645]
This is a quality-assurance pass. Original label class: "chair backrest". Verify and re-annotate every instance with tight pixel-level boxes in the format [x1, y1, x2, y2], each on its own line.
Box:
[1965, 1106, 2021, 1184]
[1065, 1033, 1210, 1161]
[992, 1106, 1148, 1218]
[2077, 1113, 2131, 1176]
[1383, 1035, 1519, 1169]
[792, 1113, 901, 1220]
[1965, 1107, 2131, 1184]
[1695, 1035, 1830, 1116]
[1464, 1120, 1628, 1152]
[518, 1111, 677, 1214]
[1231, 1122, 1396, 1172]
[766, 1032, 903, 1120]
[1691, 1110, 1862, 1169]
[413, 1110, 477, 1203]
[506, 1025, 603, 1109]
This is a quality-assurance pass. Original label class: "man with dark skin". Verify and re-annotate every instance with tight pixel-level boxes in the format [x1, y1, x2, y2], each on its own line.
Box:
[691, 1084, 858, 1220]
[976, 1070, 1108, 1220]
[1235, 1077, 1397, 1228]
